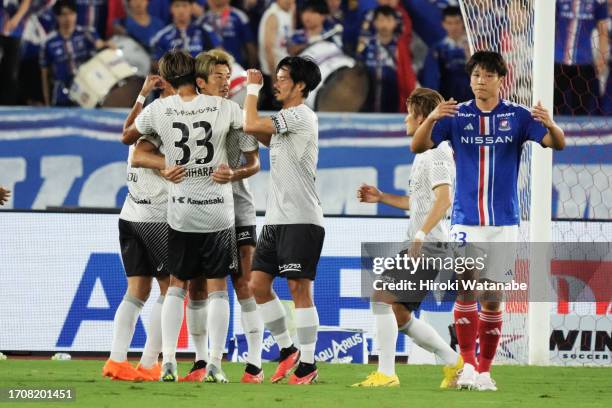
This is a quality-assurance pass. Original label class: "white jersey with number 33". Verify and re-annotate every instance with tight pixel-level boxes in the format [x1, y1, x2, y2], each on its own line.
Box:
[135, 94, 243, 233]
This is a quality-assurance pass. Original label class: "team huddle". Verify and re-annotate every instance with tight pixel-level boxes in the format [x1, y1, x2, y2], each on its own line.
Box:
[102, 48, 565, 389]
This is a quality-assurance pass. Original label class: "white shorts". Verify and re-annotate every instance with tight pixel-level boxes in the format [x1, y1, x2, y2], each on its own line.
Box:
[450, 224, 519, 283]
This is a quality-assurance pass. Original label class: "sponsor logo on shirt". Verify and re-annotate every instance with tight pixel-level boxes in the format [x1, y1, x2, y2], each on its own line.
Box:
[464, 123, 474, 131]
[164, 107, 218, 116]
[460, 135, 513, 144]
[172, 196, 224, 205]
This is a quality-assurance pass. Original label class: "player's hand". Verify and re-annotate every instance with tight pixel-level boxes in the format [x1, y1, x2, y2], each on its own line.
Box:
[0, 186, 11, 205]
[357, 183, 382, 203]
[428, 99, 459, 121]
[140, 74, 163, 97]
[246, 69, 264, 86]
[408, 239, 423, 260]
[160, 165, 185, 183]
[212, 164, 234, 184]
[531, 101, 554, 129]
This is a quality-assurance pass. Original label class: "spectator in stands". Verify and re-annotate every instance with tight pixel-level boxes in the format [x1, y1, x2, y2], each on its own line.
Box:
[419, 6, 473, 102]
[554, 0, 609, 115]
[40, 0, 108, 106]
[0, 0, 32, 105]
[258, 0, 294, 107]
[359, 1, 414, 112]
[76, 0, 108, 38]
[200, 0, 257, 67]
[357, 0, 410, 54]
[360, 5, 413, 113]
[18, 1, 57, 105]
[325, 0, 364, 55]
[113, 0, 165, 50]
[150, 0, 221, 61]
[288, 0, 342, 55]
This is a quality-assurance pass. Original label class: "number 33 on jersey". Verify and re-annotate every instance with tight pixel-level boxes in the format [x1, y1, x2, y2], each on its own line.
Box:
[134, 94, 243, 233]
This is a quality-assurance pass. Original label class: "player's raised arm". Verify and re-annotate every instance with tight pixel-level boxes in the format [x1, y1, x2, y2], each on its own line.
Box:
[357, 183, 410, 210]
[411, 99, 458, 153]
[121, 75, 162, 145]
[243, 69, 276, 146]
[532, 102, 566, 150]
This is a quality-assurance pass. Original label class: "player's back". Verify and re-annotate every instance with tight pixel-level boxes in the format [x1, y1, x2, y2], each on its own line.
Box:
[408, 142, 454, 242]
[267, 104, 323, 227]
[135, 94, 243, 233]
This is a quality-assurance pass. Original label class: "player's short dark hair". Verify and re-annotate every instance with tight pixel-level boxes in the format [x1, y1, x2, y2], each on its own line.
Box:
[159, 50, 195, 89]
[373, 5, 396, 20]
[170, 0, 194, 4]
[53, 0, 77, 15]
[406, 88, 444, 119]
[442, 6, 462, 19]
[466, 50, 508, 77]
[276, 56, 322, 98]
[302, 0, 330, 15]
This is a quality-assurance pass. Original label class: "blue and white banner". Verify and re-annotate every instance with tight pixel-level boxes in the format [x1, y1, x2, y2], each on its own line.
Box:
[0, 108, 610, 219]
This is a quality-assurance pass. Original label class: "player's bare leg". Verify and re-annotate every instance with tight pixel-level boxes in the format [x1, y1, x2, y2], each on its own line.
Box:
[160, 276, 188, 382]
[181, 277, 208, 382]
[204, 278, 230, 383]
[136, 276, 169, 381]
[104, 276, 154, 381]
[233, 245, 264, 383]
[250, 270, 299, 383]
[287, 278, 319, 385]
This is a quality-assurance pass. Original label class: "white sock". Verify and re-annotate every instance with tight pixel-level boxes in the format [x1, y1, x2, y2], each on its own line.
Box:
[186, 298, 208, 363]
[139, 295, 164, 368]
[259, 296, 293, 349]
[295, 307, 319, 365]
[110, 294, 144, 362]
[161, 287, 186, 366]
[239, 297, 263, 368]
[372, 302, 397, 376]
[400, 317, 458, 366]
[207, 291, 229, 368]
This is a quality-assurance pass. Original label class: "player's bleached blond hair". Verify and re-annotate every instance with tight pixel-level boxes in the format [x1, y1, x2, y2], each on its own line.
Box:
[406, 88, 444, 119]
[194, 48, 233, 82]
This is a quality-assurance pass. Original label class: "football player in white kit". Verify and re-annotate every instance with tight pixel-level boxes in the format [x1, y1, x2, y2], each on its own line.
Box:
[122, 50, 243, 382]
[243, 57, 324, 384]
[353, 88, 463, 388]
[103, 75, 181, 382]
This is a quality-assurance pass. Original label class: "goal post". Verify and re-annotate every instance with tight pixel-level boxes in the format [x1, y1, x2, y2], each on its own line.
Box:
[527, 0, 555, 366]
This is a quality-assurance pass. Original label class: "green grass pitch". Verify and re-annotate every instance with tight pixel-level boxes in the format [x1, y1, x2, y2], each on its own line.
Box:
[0, 360, 610, 408]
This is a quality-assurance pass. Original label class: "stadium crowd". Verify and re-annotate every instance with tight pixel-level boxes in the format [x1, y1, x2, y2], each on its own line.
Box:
[0, 0, 609, 114]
